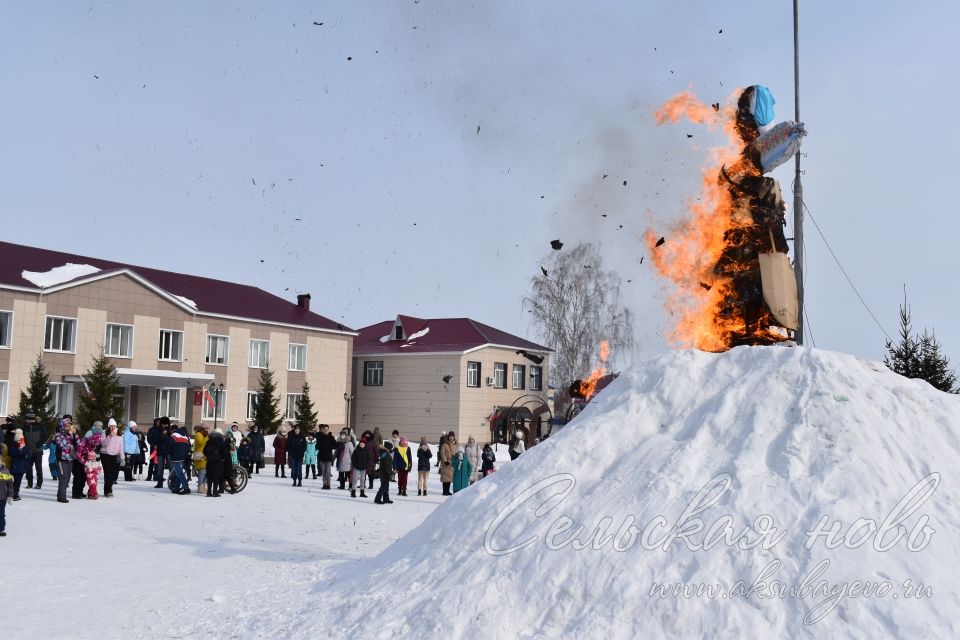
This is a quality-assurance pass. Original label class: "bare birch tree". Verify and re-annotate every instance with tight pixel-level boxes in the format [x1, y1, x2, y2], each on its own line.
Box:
[523, 243, 635, 397]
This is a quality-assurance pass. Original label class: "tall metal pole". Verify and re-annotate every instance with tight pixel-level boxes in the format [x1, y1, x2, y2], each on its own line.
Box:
[793, 0, 805, 345]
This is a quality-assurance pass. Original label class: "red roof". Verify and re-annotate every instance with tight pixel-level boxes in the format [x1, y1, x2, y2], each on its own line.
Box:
[0, 240, 353, 334]
[354, 315, 550, 355]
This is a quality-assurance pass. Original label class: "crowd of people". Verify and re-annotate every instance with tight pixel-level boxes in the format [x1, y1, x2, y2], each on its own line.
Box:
[1, 413, 508, 536]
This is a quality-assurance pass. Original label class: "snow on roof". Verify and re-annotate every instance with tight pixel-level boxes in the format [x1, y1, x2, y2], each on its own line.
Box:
[174, 295, 198, 309]
[379, 334, 391, 343]
[407, 326, 430, 341]
[300, 346, 960, 638]
[21, 263, 101, 288]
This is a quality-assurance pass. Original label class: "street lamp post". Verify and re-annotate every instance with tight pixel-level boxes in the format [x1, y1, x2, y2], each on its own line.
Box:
[210, 382, 225, 432]
[343, 392, 354, 432]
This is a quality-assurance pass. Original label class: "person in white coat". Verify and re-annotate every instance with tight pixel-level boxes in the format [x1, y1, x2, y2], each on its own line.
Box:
[464, 436, 481, 485]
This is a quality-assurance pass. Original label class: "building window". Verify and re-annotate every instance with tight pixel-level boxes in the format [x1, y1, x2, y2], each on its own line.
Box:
[44, 316, 77, 352]
[530, 365, 543, 391]
[205, 335, 229, 365]
[202, 390, 227, 420]
[104, 323, 133, 358]
[467, 361, 481, 388]
[246, 391, 258, 421]
[0, 311, 11, 348]
[158, 329, 183, 361]
[512, 364, 526, 390]
[155, 388, 182, 419]
[285, 393, 303, 421]
[288, 344, 306, 371]
[48, 383, 74, 418]
[364, 361, 384, 386]
[493, 363, 507, 389]
[249, 339, 270, 368]
[394, 325, 404, 340]
[0, 381, 7, 416]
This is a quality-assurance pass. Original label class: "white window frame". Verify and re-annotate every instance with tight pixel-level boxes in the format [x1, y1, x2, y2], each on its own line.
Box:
[205, 334, 230, 366]
[155, 387, 183, 419]
[246, 391, 258, 421]
[493, 362, 507, 389]
[48, 382, 74, 418]
[104, 323, 134, 358]
[288, 343, 307, 372]
[44, 315, 77, 353]
[363, 361, 384, 386]
[512, 364, 526, 390]
[530, 365, 543, 391]
[158, 329, 184, 362]
[285, 393, 303, 421]
[0, 380, 8, 416]
[249, 339, 270, 369]
[202, 389, 228, 420]
[0, 310, 12, 349]
[467, 361, 480, 388]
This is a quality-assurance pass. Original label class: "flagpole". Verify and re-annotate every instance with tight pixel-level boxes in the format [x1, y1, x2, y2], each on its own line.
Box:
[793, 0, 805, 345]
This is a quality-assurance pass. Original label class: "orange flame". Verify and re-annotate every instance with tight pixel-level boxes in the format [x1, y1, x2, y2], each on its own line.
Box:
[578, 340, 610, 401]
[647, 90, 785, 352]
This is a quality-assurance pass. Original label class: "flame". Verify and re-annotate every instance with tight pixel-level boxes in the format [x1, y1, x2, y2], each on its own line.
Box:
[576, 340, 609, 401]
[647, 90, 787, 352]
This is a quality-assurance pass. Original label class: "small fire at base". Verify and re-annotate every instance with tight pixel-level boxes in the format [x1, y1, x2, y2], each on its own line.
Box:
[648, 85, 806, 352]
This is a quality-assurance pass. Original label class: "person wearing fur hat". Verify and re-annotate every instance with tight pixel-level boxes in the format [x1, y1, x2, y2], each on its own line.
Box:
[416, 436, 432, 496]
[350, 436, 369, 498]
[238, 437, 254, 474]
[335, 430, 354, 490]
[393, 437, 412, 496]
[374, 441, 395, 504]
[0, 457, 13, 535]
[452, 446, 473, 494]
[464, 436, 481, 485]
[9, 430, 31, 501]
[439, 432, 457, 495]
[273, 430, 288, 478]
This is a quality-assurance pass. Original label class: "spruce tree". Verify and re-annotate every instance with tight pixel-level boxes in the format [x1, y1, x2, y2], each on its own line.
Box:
[917, 331, 959, 393]
[17, 354, 54, 428]
[883, 295, 921, 378]
[294, 381, 318, 431]
[884, 292, 959, 393]
[252, 368, 283, 434]
[75, 352, 125, 429]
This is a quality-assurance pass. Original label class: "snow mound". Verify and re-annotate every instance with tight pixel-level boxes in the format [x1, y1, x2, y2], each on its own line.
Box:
[22, 263, 101, 287]
[270, 348, 960, 638]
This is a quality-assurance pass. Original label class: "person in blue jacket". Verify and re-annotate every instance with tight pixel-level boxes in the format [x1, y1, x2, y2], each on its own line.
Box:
[43, 435, 59, 480]
[122, 421, 140, 481]
[451, 446, 473, 494]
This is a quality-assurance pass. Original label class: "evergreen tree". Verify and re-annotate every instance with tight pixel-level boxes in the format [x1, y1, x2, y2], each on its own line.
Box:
[252, 368, 283, 434]
[883, 295, 921, 378]
[17, 354, 54, 427]
[884, 292, 959, 393]
[917, 331, 959, 393]
[75, 352, 125, 429]
[294, 381, 318, 431]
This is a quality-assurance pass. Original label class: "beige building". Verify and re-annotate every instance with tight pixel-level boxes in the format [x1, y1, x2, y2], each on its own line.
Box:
[350, 315, 552, 445]
[0, 241, 355, 428]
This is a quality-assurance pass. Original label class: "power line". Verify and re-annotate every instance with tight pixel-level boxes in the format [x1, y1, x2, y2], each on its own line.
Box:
[802, 201, 892, 342]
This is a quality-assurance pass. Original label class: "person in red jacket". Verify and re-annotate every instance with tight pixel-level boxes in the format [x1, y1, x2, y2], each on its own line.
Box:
[273, 431, 287, 478]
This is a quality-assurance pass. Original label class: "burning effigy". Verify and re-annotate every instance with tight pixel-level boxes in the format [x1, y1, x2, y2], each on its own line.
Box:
[648, 85, 806, 352]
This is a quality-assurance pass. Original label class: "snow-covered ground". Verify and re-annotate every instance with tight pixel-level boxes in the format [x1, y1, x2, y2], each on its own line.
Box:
[11, 347, 960, 639]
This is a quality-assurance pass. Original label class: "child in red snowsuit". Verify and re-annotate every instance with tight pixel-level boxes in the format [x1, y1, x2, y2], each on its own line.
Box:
[84, 450, 102, 499]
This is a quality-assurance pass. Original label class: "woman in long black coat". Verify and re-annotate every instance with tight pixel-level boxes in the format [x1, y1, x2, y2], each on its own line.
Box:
[203, 430, 227, 497]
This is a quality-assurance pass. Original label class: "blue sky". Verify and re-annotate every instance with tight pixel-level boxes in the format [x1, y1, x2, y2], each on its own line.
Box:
[2, 1, 957, 369]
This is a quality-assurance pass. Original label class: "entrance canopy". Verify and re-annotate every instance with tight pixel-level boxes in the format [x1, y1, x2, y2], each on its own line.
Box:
[66, 368, 214, 388]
